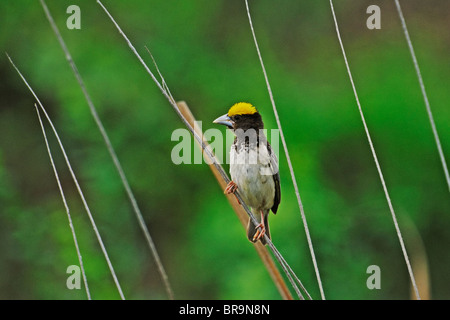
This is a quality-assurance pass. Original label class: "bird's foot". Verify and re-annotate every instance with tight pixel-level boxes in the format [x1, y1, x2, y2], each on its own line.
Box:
[225, 181, 241, 205]
[253, 222, 266, 242]
[224, 181, 238, 194]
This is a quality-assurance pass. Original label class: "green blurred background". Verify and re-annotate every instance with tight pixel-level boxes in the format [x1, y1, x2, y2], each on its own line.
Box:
[0, 0, 449, 300]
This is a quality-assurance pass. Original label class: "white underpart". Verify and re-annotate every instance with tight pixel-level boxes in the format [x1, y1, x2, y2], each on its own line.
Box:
[230, 143, 275, 219]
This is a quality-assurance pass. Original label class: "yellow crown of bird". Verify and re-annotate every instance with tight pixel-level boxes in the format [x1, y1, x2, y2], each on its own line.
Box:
[227, 102, 257, 117]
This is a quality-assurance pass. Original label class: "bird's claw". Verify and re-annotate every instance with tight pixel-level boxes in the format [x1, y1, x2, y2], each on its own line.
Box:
[224, 181, 238, 194]
[224, 181, 241, 205]
[253, 223, 266, 242]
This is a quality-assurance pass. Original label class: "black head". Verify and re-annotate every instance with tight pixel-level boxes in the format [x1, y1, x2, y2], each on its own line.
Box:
[213, 102, 264, 131]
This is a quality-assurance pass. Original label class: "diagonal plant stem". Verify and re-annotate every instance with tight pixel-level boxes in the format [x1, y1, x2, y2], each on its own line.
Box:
[39, 0, 174, 300]
[329, 0, 420, 299]
[34, 103, 91, 300]
[244, 0, 325, 300]
[394, 0, 450, 193]
[7, 53, 126, 300]
[97, 0, 312, 300]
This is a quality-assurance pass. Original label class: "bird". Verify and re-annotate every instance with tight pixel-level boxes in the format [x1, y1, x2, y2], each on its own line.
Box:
[213, 102, 280, 245]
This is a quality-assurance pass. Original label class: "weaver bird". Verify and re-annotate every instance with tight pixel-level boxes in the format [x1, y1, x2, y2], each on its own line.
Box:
[214, 102, 280, 245]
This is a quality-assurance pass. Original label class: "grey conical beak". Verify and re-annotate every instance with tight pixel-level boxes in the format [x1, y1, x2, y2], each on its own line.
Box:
[213, 114, 233, 128]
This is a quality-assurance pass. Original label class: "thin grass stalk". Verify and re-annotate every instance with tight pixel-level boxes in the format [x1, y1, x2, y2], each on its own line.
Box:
[34, 103, 91, 300]
[329, 0, 420, 299]
[39, 0, 174, 299]
[244, 0, 325, 300]
[394, 0, 450, 193]
[7, 54, 126, 300]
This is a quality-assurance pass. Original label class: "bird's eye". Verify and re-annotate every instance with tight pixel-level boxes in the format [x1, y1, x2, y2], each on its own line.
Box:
[234, 115, 241, 121]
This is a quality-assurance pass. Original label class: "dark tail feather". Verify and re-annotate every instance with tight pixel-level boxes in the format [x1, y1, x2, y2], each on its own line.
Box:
[247, 213, 270, 245]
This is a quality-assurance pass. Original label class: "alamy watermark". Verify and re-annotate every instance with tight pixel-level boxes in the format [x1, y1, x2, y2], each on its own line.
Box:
[66, 265, 81, 290]
[366, 5, 381, 30]
[66, 5, 81, 30]
[366, 265, 381, 290]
